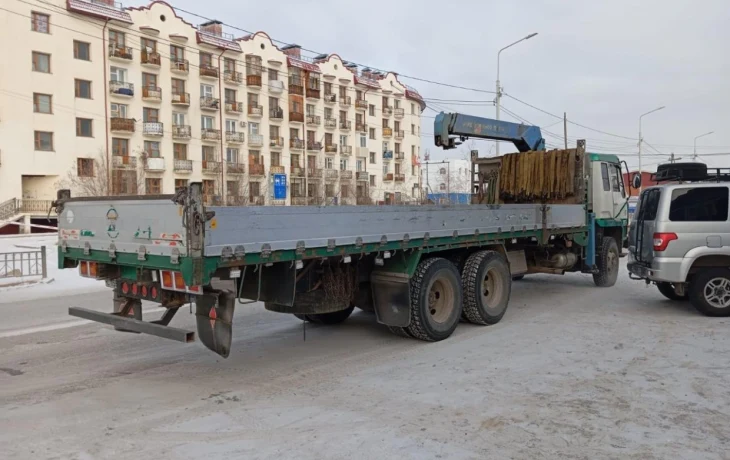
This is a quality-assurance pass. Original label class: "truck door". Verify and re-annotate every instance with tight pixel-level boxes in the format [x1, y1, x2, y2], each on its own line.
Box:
[608, 163, 627, 219]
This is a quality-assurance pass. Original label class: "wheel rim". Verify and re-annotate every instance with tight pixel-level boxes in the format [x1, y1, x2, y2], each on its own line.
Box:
[428, 276, 455, 324]
[703, 277, 730, 309]
[482, 267, 505, 314]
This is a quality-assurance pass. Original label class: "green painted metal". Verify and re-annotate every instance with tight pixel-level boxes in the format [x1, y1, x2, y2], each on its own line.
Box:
[588, 153, 621, 164]
[376, 249, 423, 277]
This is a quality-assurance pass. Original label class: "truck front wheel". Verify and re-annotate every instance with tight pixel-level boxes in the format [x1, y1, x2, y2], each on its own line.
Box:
[593, 237, 619, 287]
[461, 250, 512, 325]
[406, 258, 463, 341]
[689, 268, 730, 317]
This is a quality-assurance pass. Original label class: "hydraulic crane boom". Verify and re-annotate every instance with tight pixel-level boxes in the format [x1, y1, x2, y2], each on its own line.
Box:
[434, 112, 546, 152]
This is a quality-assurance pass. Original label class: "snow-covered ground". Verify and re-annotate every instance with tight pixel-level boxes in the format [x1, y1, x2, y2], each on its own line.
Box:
[0, 235, 106, 303]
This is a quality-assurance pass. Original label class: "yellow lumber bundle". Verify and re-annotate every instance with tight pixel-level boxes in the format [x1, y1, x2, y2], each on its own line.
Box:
[499, 149, 578, 202]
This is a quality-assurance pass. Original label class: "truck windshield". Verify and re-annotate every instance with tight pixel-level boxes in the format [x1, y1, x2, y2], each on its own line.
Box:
[669, 186, 729, 222]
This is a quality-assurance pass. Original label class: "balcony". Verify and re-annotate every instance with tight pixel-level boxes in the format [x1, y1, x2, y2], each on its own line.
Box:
[142, 86, 162, 102]
[227, 162, 245, 174]
[201, 97, 220, 111]
[355, 99, 368, 110]
[357, 195, 371, 205]
[395, 173, 405, 182]
[357, 146, 369, 157]
[174, 159, 193, 172]
[290, 139, 304, 151]
[269, 136, 284, 149]
[226, 131, 245, 143]
[307, 141, 322, 152]
[383, 127, 393, 138]
[67, 0, 132, 23]
[142, 122, 164, 137]
[324, 169, 339, 181]
[246, 74, 262, 88]
[112, 155, 136, 169]
[383, 150, 394, 160]
[110, 117, 135, 133]
[340, 145, 352, 155]
[269, 80, 284, 94]
[170, 58, 189, 74]
[224, 70, 243, 85]
[356, 171, 369, 181]
[270, 165, 285, 174]
[171, 92, 190, 106]
[248, 105, 263, 117]
[269, 107, 284, 121]
[108, 44, 132, 61]
[141, 50, 161, 67]
[324, 117, 337, 129]
[249, 163, 265, 176]
[383, 106, 393, 117]
[202, 160, 221, 173]
[226, 101, 244, 114]
[325, 144, 337, 154]
[383, 173, 394, 181]
[339, 120, 351, 131]
[290, 112, 304, 123]
[394, 108, 405, 118]
[395, 130, 405, 140]
[172, 125, 191, 140]
[291, 166, 305, 177]
[109, 81, 134, 97]
[340, 96, 352, 107]
[201, 129, 221, 141]
[306, 115, 321, 126]
[395, 151, 405, 160]
[288, 77, 304, 96]
[144, 157, 165, 172]
[340, 170, 353, 180]
[249, 134, 264, 147]
[291, 197, 307, 206]
[306, 86, 320, 100]
[308, 168, 323, 179]
[199, 64, 219, 79]
[356, 122, 367, 133]
[324, 93, 336, 104]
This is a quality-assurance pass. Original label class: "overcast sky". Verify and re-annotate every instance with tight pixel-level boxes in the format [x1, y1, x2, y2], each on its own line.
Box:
[176, 0, 730, 170]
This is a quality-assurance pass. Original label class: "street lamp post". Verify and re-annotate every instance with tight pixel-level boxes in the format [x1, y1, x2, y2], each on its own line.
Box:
[693, 131, 714, 161]
[638, 106, 665, 192]
[495, 32, 538, 155]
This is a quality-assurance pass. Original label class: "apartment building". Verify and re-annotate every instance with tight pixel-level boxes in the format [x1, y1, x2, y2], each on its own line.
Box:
[0, 0, 424, 209]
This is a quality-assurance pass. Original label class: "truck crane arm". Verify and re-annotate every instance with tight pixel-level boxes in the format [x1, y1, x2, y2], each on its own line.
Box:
[434, 112, 546, 152]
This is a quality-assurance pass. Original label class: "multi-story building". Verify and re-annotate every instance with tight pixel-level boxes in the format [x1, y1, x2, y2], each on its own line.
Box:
[0, 0, 424, 214]
[422, 159, 472, 204]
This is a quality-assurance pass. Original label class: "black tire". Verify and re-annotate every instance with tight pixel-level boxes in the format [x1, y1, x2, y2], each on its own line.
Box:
[387, 326, 413, 338]
[306, 305, 355, 324]
[512, 275, 525, 281]
[593, 237, 620, 287]
[461, 250, 512, 325]
[656, 282, 688, 301]
[293, 314, 309, 321]
[406, 258, 463, 341]
[688, 268, 730, 317]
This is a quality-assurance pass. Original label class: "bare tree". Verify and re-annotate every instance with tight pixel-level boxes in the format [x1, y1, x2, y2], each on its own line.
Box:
[56, 149, 146, 197]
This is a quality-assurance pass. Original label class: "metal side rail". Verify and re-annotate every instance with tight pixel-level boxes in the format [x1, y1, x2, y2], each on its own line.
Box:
[68, 307, 195, 343]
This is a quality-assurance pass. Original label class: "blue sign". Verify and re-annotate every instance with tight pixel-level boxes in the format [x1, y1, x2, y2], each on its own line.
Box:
[273, 174, 287, 199]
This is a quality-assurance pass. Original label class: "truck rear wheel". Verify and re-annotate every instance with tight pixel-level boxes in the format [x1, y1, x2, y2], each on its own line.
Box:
[593, 237, 619, 287]
[406, 258, 463, 341]
[461, 250, 512, 325]
[689, 268, 730, 317]
[657, 282, 688, 301]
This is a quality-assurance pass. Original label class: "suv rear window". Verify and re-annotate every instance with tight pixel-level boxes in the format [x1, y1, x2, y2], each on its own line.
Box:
[669, 187, 729, 222]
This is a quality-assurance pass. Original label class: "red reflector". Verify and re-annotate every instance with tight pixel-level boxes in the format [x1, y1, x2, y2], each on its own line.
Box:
[132, 284, 139, 295]
[653, 232, 678, 252]
[161, 271, 173, 289]
[173, 272, 185, 290]
[89, 262, 98, 278]
[79, 262, 89, 277]
[188, 285, 201, 293]
[121, 282, 129, 295]
[150, 286, 158, 300]
[141, 285, 148, 298]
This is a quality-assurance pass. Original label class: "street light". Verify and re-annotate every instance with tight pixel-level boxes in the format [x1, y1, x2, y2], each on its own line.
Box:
[495, 32, 538, 155]
[693, 131, 714, 160]
[638, 105, 665, 192]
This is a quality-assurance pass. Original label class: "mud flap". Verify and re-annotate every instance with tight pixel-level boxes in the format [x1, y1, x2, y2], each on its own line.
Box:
[195, 290, 236, 358]
[370, 271, 411, 327]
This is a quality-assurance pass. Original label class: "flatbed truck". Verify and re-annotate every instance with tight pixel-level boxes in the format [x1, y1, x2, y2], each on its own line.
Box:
[55, 113, 628, 357]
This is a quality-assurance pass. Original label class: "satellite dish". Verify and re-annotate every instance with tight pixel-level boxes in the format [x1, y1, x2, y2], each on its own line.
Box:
[631, 173, 642, 190]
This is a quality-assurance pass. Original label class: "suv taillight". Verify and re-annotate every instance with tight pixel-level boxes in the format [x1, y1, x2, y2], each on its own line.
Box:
[653, 232, 677, 252]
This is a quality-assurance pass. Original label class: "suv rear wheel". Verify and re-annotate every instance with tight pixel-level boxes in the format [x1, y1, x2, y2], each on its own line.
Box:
[689, 268, 730, 317]
[656, 282, 688, 301]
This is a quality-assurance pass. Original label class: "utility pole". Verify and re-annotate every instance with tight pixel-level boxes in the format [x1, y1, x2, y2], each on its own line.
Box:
[563, 112, 568, 150]
[693, 131, 714, 161]
[638, 106, 666, 192]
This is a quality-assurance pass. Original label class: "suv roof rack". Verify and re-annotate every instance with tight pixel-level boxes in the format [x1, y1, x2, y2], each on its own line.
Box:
[651, 162, 730, 183]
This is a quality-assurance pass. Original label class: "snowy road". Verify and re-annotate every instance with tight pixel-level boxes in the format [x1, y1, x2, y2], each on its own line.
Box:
[2, 264, 730, 459]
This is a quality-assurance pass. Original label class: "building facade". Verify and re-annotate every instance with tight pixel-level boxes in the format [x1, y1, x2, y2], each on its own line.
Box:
[422, 159, 471, 204]
[0, 0, 424, 208]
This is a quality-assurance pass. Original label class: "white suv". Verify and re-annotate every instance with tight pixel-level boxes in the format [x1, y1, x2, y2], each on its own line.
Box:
[628, 180, 730, 316]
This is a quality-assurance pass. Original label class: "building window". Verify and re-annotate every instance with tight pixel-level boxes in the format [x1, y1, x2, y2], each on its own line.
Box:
[77, 158, 94, 177]
[110, 103, 128, 119]
[144, 141, 160, 157]
[108, 30, 125, 47]
[143, 108, 159, 123]
[369, 105, 375, 116]
[175, 179, 188, 191]
[271, 151, 281, 166]
[201, 116, 215, 130]
[110, 66, 127, 83]
[369, 152, 376, 164]
[440, 168, 446, 175]
[146, 178, 161, 195]
[173, 143, 187, 160]
[112, 138, 129, 156]
[411, 124, 416, 135]
[440, 183, 446, 191]
[340, 159, 348, 170]
[356, 159, 364, 172]
[33, 93, 52, 113]
[411, 103, 415, 114]
[369, 128, 376, 140]
[360, 135, 367, 147]
[76, 118, 93, 137]
[34, 131, 53, 151]
[370, 175, 376, 186]
[226, 147, 239, 163]
[31, 12, 50, 33]
[170, 45, 184, 61]
[325, 157, 334, 169]
[32, 51, 50, 73]
[73, 41, 90, 61]
[74, 79, 92, 99]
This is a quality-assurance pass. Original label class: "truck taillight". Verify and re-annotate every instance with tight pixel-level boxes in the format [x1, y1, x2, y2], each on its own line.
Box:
[79, 261, 99, 278]
[653, 232, 677, 252]
[159, 270, 201, 294]
[161, 270, 173, 289]
[174, 271, 185, 290]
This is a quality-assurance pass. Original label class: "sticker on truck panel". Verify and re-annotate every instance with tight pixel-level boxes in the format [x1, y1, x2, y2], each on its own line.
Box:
[106, 207, 119, 239]
[60, 229, 80, 240]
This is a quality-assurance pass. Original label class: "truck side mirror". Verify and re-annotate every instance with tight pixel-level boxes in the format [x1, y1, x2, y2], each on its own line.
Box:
[632, 174, 642, 190]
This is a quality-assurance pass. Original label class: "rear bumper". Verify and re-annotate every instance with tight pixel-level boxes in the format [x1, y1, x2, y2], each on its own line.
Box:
[627, 254, 685, 283]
